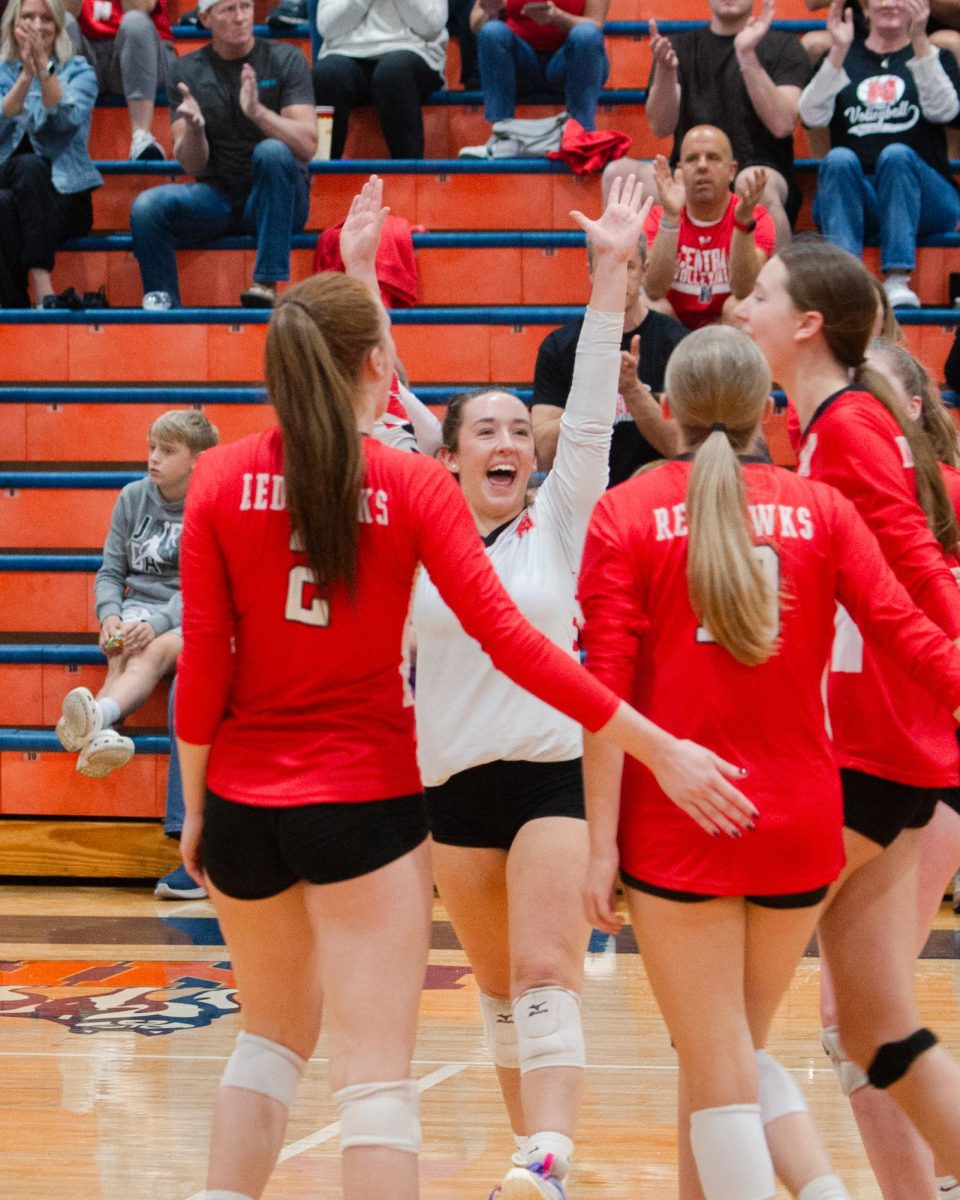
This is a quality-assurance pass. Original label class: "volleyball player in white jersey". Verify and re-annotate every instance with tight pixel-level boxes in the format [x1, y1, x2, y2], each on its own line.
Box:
[412, 176, 655, 1200]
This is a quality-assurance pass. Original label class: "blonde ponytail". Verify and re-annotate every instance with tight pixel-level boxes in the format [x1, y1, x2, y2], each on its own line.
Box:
[665, 326, 778, 666]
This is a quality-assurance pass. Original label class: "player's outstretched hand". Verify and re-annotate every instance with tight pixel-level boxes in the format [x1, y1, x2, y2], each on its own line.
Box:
[651, 740, 758, 837]
[570, 173, 653, 262]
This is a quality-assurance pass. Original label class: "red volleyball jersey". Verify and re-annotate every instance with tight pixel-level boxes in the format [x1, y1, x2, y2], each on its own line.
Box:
[176, 429, 618, 807]
[579, 460, 960, 895]
[797, 389, 960, 787]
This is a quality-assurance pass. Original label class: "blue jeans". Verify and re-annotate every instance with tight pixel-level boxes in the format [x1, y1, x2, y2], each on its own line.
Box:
[163, 677, 184, 837]
[476, 19, 608, 129]
[813, 143, 960, 273]
[130, 138, 310, 304]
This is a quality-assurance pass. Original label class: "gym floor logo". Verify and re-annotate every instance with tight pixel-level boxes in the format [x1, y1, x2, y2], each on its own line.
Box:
[0, 984, 240, 1035]
[0, 961, 474, 1036]
[0, 960, 240, 1035]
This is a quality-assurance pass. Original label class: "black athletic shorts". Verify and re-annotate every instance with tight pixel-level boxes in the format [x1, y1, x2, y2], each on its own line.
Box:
[620, 871, 829, 909]
[940, 787, 960, 818]
[201, 788, 429, 900]
[841, 767, 939, 848]
[426, 757, 584, 851]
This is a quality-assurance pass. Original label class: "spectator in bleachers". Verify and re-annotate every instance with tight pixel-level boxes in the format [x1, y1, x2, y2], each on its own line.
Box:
[531, 229, 685, 481]
[64, 0, 176, 161]
[603, 0, 809, 249]
[642, 124, 775, 329]
[467, 0, 609, 142]
[799, 0, 960, 309]
[55, 410, 218, 778]
[130, 0, 315, 308]
[312, 0, 447, 159]
[0, 0, 100, 307]
[801, 0, 960, 71]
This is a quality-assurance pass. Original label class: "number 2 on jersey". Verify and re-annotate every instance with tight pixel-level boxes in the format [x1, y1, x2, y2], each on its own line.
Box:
[695, 544, 781, 645]
[284, 532, 330, 627]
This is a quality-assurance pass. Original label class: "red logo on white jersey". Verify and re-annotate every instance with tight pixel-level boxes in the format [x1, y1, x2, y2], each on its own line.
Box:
[516, 511, 534, 539]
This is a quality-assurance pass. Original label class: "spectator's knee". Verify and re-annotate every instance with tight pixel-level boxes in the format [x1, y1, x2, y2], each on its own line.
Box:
[14, 155, 49, 187]
[371, 51, 418, 91]
[117, 9, 154, 38]
[130, 185, 169, 233]
[477, 19, 512, 50]
[820, 146, 860, 177]
[565, 21, 604, 53]
[252, 137, 296, 172]
[875, 141, 917, 171]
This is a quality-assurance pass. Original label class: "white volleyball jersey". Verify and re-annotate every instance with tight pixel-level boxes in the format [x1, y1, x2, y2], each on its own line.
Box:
[413, 307, 622, 787]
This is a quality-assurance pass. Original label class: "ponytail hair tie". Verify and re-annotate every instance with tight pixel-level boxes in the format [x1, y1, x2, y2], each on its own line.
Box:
[709, 422, 727, 433]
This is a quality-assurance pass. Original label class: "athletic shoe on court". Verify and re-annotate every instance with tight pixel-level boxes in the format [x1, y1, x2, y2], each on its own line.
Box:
[154, 864, 207, 900]
[494, 1158, 568, 1200]
[55, 686, 102, 752]
[77, 730, 134, 778]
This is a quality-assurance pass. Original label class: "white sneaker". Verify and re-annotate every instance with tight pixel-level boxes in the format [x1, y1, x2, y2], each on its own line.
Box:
[882, 273, 921, 309]
[77, 730, 135, 778]
[55, 686, 102, 752]
[496, 1163, 568, 1200]
[129, 129, 166, 162]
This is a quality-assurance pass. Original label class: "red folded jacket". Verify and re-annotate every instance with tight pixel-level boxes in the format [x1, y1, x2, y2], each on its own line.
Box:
[312, 214, 419, 308]
[547, 118, 632, 177]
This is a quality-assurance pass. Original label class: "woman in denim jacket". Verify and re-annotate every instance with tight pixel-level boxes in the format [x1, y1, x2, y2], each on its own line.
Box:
[0, 0, 101, 307]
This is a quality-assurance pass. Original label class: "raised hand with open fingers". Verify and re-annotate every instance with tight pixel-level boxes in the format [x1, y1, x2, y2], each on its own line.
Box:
[339, 174, 391, 276]
[653, 154, 685, 220]
[826, 0, 854, 56]
[570, 173, 654, 262]
[734, 0, 775, 56]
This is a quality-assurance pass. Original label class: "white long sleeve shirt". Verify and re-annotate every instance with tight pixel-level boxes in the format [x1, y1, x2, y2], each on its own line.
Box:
[316, 0, 448, 73]
[413, 307, 622, 787]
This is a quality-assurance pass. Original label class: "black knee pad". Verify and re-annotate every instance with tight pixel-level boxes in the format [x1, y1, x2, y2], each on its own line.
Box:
[867, 1028, 938, 1089]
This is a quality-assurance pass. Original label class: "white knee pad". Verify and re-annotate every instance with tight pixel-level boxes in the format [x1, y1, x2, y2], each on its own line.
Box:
[820, 1026, 868, 1096]
[689, 1104, 776, 1200]
[514, 986, 585, 1074]
[797, 1176, 850, 1200]
[479, 991, 520, 1069]
[221, 1031, 306, 1107]
[204, 1192, 254, 1200]
[755, 1049, 808, 1125]
[334, 1078, 421, 1154]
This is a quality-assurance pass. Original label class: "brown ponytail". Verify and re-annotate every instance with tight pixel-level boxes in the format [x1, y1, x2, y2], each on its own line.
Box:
[666, 326, 778, 666]
[779, 241, 958, 556]
[265, 273, 385, 596]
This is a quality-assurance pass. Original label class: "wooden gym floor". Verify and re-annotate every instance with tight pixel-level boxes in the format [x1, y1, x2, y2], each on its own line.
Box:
[1, 883, 957, 1200]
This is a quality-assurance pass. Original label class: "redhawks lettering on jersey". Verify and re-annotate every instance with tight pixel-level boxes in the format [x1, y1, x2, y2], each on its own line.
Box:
[358, 488, 389, 525]
[240, 472, 286, 512]
[653, 502, 814, 541]
[895, 435, 915, 469]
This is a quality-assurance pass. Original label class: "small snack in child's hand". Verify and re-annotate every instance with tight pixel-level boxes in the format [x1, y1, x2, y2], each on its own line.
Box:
[104, 634, 124, 652]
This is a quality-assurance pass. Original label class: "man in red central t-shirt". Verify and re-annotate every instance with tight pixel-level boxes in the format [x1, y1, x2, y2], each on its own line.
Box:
[643, 124, 775, 330]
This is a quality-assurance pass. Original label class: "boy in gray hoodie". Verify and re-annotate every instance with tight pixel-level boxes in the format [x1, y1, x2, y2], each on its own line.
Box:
[55, 409, 218, 778]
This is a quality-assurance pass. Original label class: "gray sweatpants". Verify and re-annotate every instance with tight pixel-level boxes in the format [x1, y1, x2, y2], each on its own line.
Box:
[67, 10, 176, 101]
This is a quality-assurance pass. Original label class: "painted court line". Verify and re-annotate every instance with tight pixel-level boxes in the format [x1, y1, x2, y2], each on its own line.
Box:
[180, 1063, 467, 1200]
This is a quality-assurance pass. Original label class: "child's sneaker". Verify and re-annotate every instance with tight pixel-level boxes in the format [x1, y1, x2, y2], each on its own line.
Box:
[496, 1157, 568, 1200]
[55, 686, 102, 751]
[77, 730, 134, 778]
